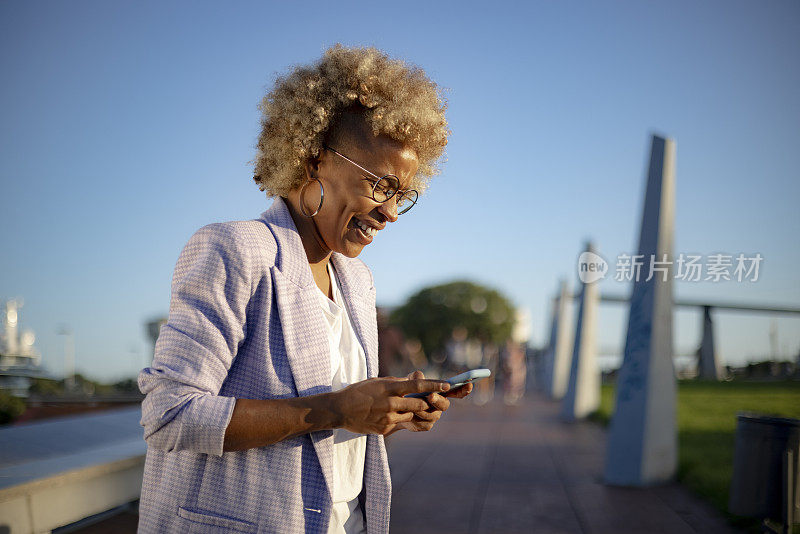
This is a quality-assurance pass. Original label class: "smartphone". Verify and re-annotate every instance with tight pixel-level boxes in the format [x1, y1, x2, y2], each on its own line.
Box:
[405, 368, 491, 398]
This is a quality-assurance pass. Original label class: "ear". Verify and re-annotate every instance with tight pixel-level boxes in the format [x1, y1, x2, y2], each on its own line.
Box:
[303, 150, 323, 180]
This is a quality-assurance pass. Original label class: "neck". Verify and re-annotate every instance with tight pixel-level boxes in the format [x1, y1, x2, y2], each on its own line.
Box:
[283, 195, 332, 267]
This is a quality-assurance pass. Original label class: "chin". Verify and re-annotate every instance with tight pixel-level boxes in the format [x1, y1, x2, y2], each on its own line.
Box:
[339, 246, 364, 258]
[335, 238, 366, 258]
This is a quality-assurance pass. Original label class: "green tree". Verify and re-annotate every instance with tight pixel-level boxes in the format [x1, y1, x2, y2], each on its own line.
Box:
[0, 391, 26, 425]
[390, 280, 516, 359]
[29, 377, 64, 396]
[113, 378, 139, 392]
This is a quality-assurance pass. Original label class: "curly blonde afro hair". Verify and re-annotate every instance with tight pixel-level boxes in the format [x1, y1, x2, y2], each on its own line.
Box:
[253, 44, 449, 198]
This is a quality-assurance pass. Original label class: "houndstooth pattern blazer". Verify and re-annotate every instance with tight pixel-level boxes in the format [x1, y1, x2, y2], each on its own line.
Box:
[137, 196, 390, 533]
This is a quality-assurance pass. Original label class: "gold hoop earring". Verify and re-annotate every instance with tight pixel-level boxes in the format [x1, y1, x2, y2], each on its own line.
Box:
[299, 177, 324, 217]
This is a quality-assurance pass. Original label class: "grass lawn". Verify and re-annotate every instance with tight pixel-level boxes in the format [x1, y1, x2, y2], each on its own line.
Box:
[595, 380, 800, 531]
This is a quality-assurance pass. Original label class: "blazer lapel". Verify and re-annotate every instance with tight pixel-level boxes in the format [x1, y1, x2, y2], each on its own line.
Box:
[272, 270, 331, 397]
[261, 197, 335, 498]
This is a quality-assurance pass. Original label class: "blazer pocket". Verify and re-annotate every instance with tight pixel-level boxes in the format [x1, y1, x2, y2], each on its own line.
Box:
[177, 506, 257, 533]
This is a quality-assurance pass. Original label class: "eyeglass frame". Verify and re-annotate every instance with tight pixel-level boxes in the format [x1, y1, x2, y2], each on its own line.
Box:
[321, 144, 418, 215]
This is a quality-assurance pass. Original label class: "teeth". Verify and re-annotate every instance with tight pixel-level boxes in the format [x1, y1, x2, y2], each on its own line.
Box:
[355, 219, 377, 237]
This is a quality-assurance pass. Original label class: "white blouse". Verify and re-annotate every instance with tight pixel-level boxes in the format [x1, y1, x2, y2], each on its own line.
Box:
[317, 261, 368, 534]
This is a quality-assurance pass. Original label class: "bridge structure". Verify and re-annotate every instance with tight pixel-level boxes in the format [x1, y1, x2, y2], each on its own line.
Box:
[599, 294, 800, 379]
[539, 134, 800, 487]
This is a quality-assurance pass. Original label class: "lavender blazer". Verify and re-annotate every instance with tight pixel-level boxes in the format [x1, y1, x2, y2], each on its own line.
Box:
[137, 196, 390, 533]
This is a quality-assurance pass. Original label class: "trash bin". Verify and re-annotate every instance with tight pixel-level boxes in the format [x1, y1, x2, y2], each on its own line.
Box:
[729, 413, 800, 526]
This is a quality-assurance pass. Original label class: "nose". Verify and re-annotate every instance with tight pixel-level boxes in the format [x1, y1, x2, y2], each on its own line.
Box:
[376, 195, 399, 223]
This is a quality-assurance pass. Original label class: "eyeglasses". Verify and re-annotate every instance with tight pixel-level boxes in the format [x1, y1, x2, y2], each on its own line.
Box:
[322, 144, 418, 215]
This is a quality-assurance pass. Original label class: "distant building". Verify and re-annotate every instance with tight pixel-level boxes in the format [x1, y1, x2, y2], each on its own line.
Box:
[0, 299, 45, 397]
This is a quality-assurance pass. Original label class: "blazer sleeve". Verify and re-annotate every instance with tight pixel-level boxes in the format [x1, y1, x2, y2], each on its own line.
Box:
[138, 223, 253, 456]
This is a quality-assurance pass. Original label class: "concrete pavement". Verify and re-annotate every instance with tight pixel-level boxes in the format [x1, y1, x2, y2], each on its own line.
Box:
[386, 394, 741, 534]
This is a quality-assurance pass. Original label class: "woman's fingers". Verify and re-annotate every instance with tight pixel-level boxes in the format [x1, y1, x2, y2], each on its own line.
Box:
[410, 409, 440, 422]
[422, 392, 450, 412]
[410, 422, 434, 432]
[400, 372, 475, 400]
[392, 412, 415, 424]
[444, 382, 474, 398]
[391, 378, 450, 397]
[336, 374, 469, 435]
[391, 396, 429, 413]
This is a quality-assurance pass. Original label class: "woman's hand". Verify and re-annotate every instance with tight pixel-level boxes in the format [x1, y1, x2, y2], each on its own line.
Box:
[331, 377, 450, 435]
[394, 370, 474, 433]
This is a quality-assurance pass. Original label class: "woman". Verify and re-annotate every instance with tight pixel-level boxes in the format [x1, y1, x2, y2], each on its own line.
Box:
[137, 45, 472, 534]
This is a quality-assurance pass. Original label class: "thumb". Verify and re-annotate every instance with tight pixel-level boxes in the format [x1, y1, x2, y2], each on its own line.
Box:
[406, 370, 425, 380]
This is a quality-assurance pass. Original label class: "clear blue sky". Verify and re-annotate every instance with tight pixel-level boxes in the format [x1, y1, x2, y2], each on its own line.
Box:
[1, 0, 798, 382]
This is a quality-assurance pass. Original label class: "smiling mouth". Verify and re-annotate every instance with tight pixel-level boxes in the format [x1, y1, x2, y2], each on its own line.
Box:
[348, 217, 378, 241]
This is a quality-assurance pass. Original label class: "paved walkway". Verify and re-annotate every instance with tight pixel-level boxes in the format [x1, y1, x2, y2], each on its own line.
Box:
[63, 394, 742, 533]
[385, 393, 741, 534]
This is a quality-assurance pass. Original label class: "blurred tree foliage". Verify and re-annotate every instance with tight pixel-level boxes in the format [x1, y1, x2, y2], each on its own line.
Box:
[112, 378, 140, 392]
[28, 375, 140, 396]
[29, 377, 64, 395]
[0, 391, 26, 425]
[390, 280, 516, 359]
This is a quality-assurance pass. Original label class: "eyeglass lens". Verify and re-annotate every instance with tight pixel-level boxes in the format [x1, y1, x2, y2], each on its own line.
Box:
[372, 176, 398, 202]
[372, 176, 417, 214]
[396, 190, 418, 214]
